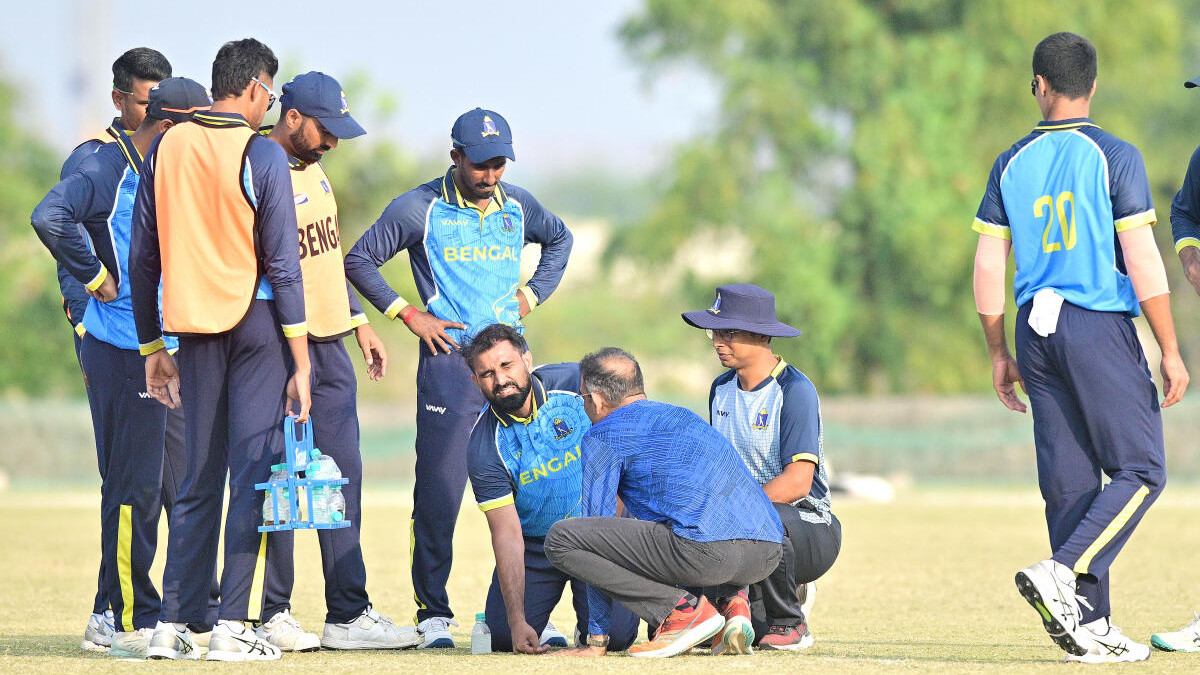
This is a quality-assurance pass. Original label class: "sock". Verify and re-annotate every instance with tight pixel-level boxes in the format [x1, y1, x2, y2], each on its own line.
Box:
[675, 592, 699, 613]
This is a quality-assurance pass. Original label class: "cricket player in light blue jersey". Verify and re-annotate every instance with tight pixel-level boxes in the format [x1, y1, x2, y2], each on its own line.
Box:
[972, 31, 1188, 664]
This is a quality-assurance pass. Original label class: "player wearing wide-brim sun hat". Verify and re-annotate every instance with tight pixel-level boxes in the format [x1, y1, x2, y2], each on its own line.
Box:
[681, 283, 839, 653]
[681, 283, 801, 337]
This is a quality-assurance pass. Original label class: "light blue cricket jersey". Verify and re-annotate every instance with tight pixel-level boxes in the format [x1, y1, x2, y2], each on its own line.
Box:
[466, 363, 588, 538]
[710, 359, 832, 525]
[973, 118, 1156, 315]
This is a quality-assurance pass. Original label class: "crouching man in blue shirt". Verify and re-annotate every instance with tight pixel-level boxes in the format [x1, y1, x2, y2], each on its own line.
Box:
[544, 348, 784, 658]
[463, 324, 639, 653]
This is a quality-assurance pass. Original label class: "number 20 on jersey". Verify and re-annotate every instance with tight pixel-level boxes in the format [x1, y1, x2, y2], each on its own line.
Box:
[1036, 191, 1075, 253]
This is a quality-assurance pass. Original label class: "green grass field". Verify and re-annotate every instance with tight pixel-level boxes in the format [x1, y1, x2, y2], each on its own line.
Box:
[2, 485, 1198, 673]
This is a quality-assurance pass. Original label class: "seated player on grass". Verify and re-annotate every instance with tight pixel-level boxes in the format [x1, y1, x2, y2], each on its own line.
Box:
[462, 324, 639, 653]
[682, 284, 842, 651]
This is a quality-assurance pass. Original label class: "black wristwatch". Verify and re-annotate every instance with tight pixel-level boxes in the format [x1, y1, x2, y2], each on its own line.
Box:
[586, 634, 610, 648]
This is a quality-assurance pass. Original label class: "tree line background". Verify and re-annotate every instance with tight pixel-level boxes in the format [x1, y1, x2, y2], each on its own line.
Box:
[5, 0, 1200, 401]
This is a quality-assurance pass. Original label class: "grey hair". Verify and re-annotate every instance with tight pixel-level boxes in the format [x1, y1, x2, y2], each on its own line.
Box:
[579, 347, 644, 407]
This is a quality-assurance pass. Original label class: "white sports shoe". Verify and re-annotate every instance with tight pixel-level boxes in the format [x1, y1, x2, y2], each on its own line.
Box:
[206, 620, 282, 661]
[110, 627, 154, 658]
[540, 621, 568, 648]
[1151, 612, 1200, 652]
[417, 616, 458, 648]
[82, 609, 115, 651]
[1065, 618, 1150, 663]
[255, 609, 321, 652]
[1014, 559, 1094, 656]
[322, 605, 421, 650]
[146, 621, 201, 660]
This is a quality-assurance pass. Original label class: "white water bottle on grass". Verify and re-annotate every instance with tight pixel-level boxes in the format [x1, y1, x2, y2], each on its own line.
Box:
[471, 613, 491, 654]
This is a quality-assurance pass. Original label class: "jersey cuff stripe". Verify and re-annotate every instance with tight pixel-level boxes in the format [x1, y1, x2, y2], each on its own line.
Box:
[972, 219, 1011, 240]
[1114, 210, 1156, 233]
[350, 313, 369, 328]
[139, 338, 166, 356]
[84, 265, 109, 292]
[478, 494, 515, 512]
[74, 323, 87, 338]
[518, 286, 539, 310]
[281, 322, 308, 338]
[791, 453, 819, 465]
[1175, 237, 1200, 253]
[384, 297, 408, 321]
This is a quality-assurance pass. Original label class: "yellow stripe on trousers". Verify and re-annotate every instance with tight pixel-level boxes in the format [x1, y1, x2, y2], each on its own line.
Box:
[410, 517, 426, 624]
[247, 533, 268, 621]
[118, 504, 134, 631]
[1073, 485, 1150, 575]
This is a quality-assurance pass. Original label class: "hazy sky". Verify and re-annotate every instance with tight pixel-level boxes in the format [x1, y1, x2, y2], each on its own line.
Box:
[0, 0, 716, 181]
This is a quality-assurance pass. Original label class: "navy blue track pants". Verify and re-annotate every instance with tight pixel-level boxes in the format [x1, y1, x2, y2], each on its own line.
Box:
[411, 347, 485, 621]
[159, 300, 290, 623]
[265, 338, 372, 624]
[82, 335, 166, 631]
[1015, 301, 1166, 623]
[76, 331, 109, 617]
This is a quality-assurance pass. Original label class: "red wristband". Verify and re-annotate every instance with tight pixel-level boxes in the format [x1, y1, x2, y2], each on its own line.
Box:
[399, 305, 419, 324]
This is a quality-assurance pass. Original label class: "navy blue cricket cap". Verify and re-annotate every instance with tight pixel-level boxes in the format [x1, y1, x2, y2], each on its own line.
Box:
[147, 77, 211, 123]
[681, 284, 802, 338]
[279, 71, 366, 140]
[1186, 77, 1200, 88]
[451, 108, 515, 163]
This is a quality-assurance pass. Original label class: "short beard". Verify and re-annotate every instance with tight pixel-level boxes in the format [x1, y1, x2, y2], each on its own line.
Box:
[290, 125, 325, 165]
[488, 379, 533, 415]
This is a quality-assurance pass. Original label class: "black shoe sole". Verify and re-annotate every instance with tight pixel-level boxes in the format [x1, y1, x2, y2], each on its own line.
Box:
[1014, 571, 1087, 656]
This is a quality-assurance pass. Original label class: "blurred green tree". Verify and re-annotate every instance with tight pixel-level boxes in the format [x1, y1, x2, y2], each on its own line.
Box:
[617, 0, 1200, 393]
[0, 78, 77, 396]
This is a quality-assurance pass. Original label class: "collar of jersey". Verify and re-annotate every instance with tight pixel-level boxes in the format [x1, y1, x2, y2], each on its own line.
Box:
[492, 375, 547, 427]
[441, 166, 507, 214]
[193, 111, 252, 129]
[736, 356, 789, 392]
[105, 118, 128, 140]
[113, 128, 144, 174]
[1033, 117, 1099, 133]
[255, 126, 309, 170]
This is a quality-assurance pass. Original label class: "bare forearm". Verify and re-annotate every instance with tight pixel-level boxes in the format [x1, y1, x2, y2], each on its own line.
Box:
[1139, 293, 1180, 358]
[762, 462, 814, 503]
[1179, 247, 1200, 297]
[488, 514, 528, 624]
[287, 335, 311, 374]
[979, 313, 1010, 361]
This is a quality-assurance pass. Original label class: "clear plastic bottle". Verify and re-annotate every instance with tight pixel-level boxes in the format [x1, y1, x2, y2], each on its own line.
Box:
[263, 464, 290, 525]
[307, 448, 342, 523]
[470, 612, 491, 654]
[327, 490, 346, 523]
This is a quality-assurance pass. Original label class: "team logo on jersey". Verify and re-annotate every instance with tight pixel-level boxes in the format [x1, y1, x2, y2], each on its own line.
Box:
[501, 213, 515, 232]
[709, 291, 722, 315]
[339, 91, 349, 115]
[752, 407, 770, 429]
[294, 192, 309, 205]
[320, 179, 331, 194]
[482, 115, 500, 137]
[552, 417, 571, 440]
